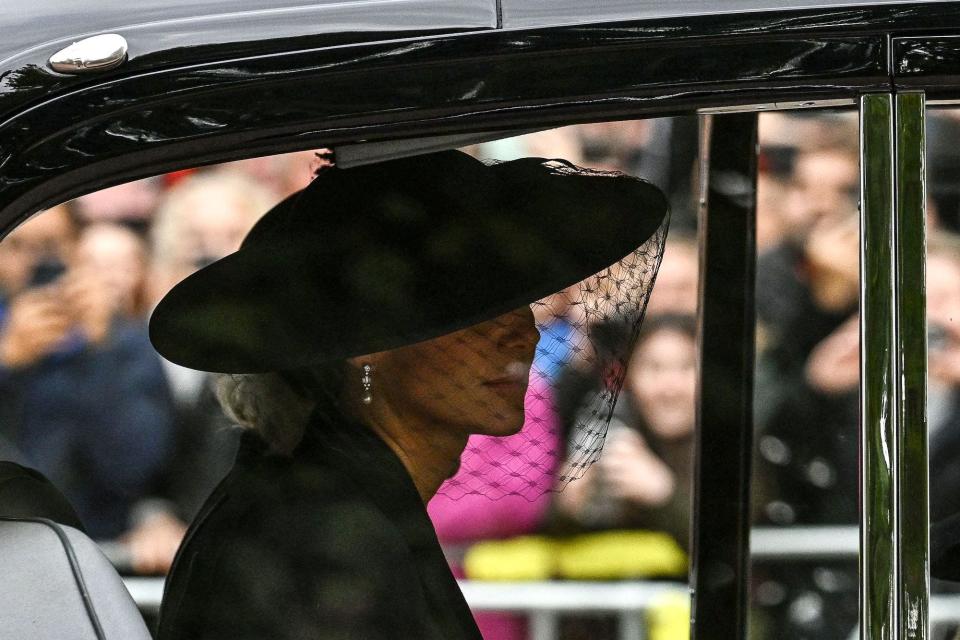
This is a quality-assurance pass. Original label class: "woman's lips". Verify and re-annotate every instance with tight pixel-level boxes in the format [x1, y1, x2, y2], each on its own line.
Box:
[482, 361, 531, 394]
[482, 381, 528, 410]
[482, 375, 529, 396]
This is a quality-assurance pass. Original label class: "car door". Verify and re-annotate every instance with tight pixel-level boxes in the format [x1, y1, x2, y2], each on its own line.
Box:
[3, 3, 960, 639]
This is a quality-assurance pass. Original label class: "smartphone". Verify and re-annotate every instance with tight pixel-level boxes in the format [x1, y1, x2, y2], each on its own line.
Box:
[929, 323, 950, 354]
[27, 257, 67, 289]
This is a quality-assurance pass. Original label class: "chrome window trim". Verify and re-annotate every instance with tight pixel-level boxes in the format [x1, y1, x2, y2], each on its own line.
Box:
[859, 91, 929, 640]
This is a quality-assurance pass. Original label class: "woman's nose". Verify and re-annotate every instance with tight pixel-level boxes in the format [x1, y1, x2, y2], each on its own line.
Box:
[495, 307, 540, 353]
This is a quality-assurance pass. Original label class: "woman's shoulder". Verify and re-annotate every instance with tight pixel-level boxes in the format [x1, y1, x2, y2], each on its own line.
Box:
[168, 450, 415, 594]
[223, 449, 395, 529]
[159, 453, 427, 640]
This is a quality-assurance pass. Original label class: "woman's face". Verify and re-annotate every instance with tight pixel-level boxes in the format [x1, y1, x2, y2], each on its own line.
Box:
[927, 254, 960, 330]
[627, 328, 697, 440]
[75, 224, 147, 315]
[355, 306, 540, 437]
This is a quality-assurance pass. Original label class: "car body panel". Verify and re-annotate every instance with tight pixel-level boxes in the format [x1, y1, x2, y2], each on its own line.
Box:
[1, 0, 497, 68]
[1, 2, 959, 231]
[896, 35, 960, 96]
[0, 3, 951, 639]
[500, 0, 943, 29]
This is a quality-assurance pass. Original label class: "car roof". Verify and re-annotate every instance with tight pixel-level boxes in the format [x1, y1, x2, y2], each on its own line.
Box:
[501, 0, 941, 28]
[1, 0, 497, 69]
[1, 0, 944, 68]
[1, 0, 958, 233]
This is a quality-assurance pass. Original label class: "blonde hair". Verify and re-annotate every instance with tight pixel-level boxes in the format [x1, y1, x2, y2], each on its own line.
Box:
[212, 362, 349, 454]
[213, 373, 315, 454]
[150, 171, 275, 269]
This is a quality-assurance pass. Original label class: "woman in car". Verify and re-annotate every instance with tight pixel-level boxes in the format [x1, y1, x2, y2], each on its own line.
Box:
[148, 149, 668, 639]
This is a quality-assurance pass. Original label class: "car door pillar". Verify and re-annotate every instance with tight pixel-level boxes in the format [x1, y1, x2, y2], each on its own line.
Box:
[690, 112, 758, 640]
[859, 91, 929, 640]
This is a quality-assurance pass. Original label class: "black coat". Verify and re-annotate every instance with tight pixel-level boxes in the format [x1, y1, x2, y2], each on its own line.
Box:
[929, 396, 960, 582]
[157, 414, 483, 640]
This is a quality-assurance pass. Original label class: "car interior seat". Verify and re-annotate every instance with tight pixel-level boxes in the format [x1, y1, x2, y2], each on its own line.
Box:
[0, 461, 152, 640]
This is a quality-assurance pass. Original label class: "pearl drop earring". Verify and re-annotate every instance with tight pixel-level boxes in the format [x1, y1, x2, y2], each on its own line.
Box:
[361, 364, 373, 405]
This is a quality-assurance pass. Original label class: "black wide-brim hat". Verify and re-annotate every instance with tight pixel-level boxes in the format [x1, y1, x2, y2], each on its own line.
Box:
[150, 150, 668, 373]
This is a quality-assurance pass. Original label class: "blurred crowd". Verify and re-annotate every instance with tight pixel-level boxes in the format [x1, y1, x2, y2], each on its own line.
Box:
[2, 110, 960, 640]
[0, 151, 323, 574]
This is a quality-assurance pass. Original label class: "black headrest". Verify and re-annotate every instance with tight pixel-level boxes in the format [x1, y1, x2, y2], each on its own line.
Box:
[0, 461, 85, 531]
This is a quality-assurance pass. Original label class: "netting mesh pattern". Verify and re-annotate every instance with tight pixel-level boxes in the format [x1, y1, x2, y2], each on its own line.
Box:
[437, 219, 668, 500]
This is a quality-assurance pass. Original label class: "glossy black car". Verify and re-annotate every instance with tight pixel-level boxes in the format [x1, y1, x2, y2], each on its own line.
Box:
[2, 2, 958, 638]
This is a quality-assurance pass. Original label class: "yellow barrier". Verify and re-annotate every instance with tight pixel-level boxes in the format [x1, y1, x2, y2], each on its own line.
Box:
[464, 530, 687, 581]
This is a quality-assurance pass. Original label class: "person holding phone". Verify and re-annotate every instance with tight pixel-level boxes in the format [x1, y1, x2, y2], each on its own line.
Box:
[0, 204, 175, 541]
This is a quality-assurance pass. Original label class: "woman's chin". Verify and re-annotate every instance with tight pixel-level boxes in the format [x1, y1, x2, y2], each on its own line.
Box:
[475, 411, 527, 437]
